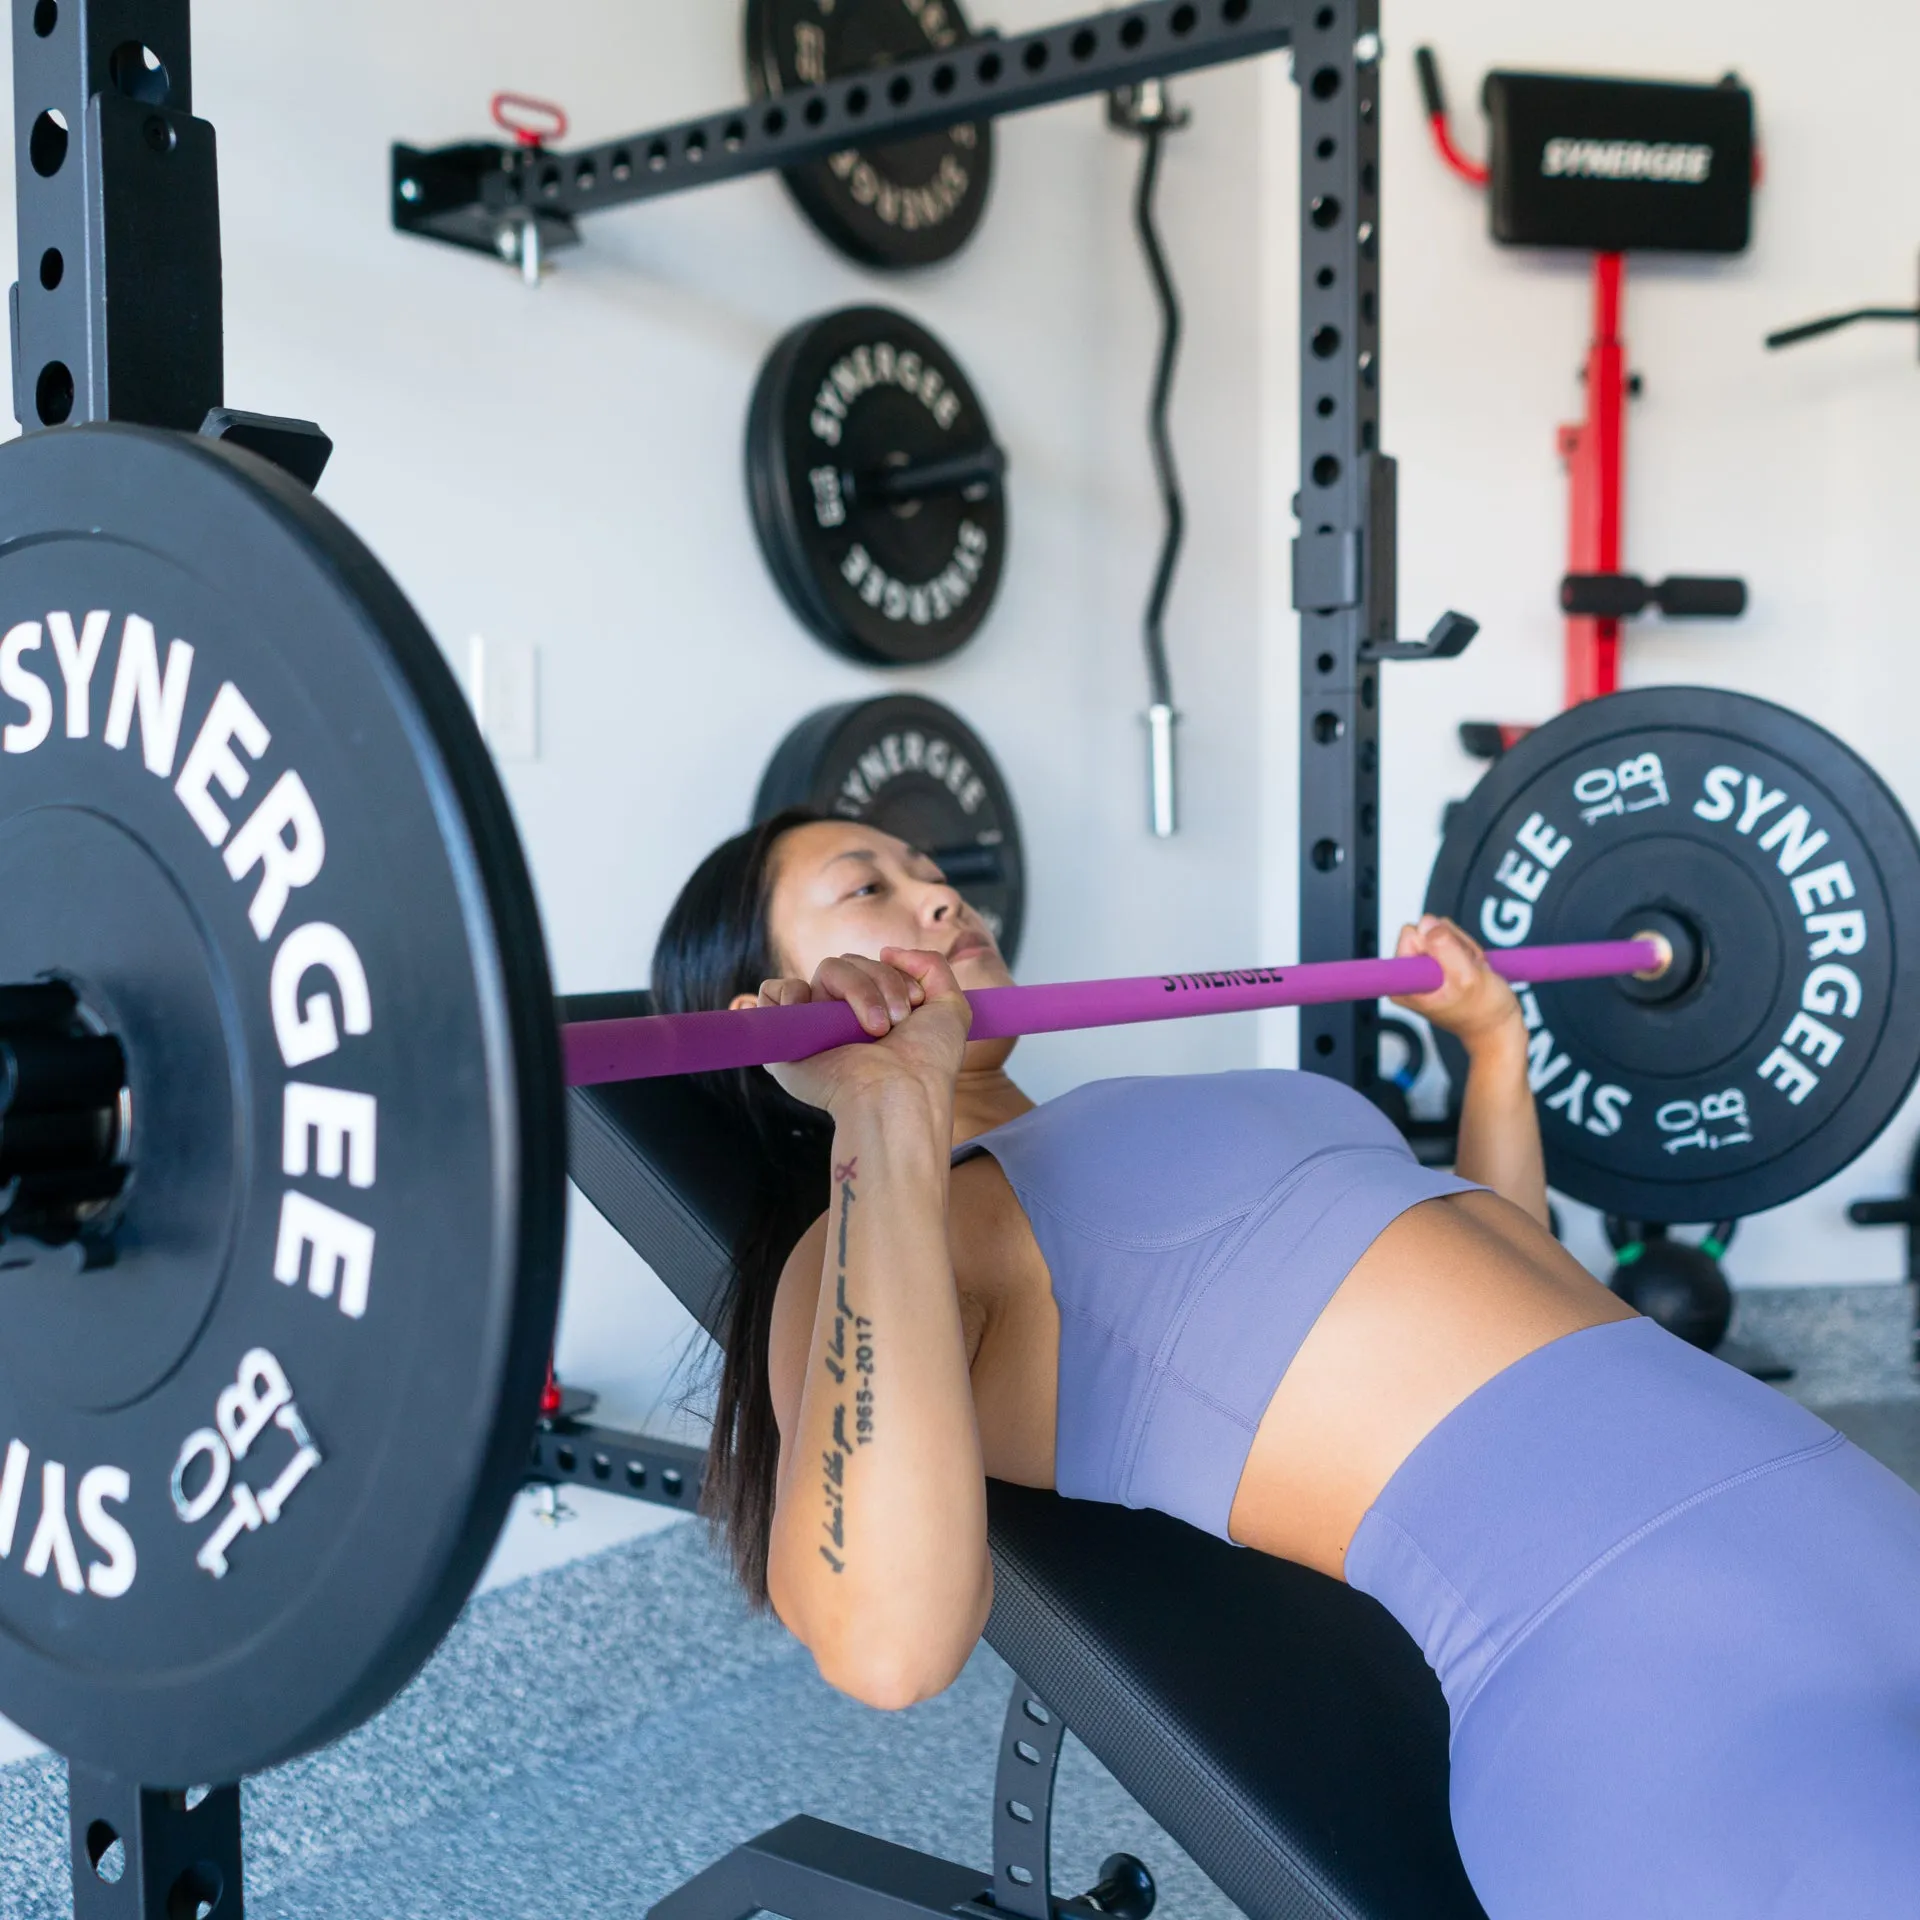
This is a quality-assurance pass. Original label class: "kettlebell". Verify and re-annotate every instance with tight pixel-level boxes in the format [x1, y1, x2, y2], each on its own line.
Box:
[1606, 1220, 1736, 1352]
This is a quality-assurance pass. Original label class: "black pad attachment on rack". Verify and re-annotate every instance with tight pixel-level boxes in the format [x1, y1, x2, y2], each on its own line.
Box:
[744, 0, 994, 269]
[0, 425, 564, 1787]
[1483, 71, 1754, 255]
[746, 306, 1008, 666]
[1426, 687, 1920, 1222]
[757, 695, 1026, 963]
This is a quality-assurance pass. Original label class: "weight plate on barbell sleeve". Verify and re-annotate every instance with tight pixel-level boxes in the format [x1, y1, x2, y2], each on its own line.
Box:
[0, 425, 565, 1785]
[756, 695, 1026, 963]
[1425, 686, 1920, 1223]
[744, 0, 994, 271]
[745, 306, 1008, 666]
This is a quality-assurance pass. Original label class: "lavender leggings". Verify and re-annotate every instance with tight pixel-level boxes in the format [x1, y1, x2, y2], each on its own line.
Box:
[965, 1073, 1920, 1910]
[1348, 1316, 1920, 1918]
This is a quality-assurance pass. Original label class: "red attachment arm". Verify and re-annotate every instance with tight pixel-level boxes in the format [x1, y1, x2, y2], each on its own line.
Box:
[1414, 46, 1489, 188]
[1429, 115, 1489, 188]
[491, 91, 569, 149]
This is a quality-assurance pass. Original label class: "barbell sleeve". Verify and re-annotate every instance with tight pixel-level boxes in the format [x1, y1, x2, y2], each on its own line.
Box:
[846, 441, 1007, 506]
[560, 938, 1664, 1087]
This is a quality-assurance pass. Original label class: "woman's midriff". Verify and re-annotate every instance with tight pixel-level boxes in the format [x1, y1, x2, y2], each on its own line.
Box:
[948, 1161, 1634, 1571]
[1226, 1190, 1635, 1576]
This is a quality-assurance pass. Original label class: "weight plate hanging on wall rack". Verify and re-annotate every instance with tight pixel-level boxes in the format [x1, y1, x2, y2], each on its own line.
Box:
[0, 426, 566, 1787]
[746, 306, 1009, 666]
[1425, 685, 1920, 1223]
[743, 0, 995, 269]
[756, 696, 1027, 962]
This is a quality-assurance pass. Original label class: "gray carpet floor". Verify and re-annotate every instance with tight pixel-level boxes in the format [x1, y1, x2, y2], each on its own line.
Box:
[0, 1498, 1233, 1920]
[5, 1283, 1919, 1920]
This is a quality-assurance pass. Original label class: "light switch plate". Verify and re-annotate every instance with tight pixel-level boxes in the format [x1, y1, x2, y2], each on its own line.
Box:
[467, 633, 539, 762]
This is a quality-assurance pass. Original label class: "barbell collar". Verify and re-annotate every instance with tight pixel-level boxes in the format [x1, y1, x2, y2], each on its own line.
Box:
[0, 983, 81, 1031]
[0, 1032, 127, 1118]
[0, 991, 128, 1249]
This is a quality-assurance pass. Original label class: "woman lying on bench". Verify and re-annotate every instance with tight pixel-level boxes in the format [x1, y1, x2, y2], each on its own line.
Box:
[653, 809, 1920, 1918]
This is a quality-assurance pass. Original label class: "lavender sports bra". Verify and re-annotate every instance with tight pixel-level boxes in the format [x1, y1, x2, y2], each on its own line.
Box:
[957, 1071, 1477, 1541]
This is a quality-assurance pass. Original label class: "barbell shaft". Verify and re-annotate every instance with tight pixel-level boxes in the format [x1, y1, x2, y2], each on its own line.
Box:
[560, 938, 1662, 1088]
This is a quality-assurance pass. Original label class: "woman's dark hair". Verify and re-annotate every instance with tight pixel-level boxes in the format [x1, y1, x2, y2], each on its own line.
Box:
[651, 808, 832, 1607]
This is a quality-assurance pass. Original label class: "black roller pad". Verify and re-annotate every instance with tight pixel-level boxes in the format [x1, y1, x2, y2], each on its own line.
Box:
[0, 425, 564, 1786]
[1485, 71, 1754, 255]
[1427, 687, 1920, 1223]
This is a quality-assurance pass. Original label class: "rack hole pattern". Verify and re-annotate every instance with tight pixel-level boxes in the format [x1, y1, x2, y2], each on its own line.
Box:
[526, 1427, 701, 1508]
[516, 1, 1287, 216]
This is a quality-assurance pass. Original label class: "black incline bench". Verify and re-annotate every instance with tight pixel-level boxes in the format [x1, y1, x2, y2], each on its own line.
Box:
[563, 991, 1485, 1920]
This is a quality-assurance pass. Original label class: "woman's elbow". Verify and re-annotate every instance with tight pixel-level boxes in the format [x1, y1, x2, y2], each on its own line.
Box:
[769, 1564, 991, 1710]
[813, 1629, 979, 1711]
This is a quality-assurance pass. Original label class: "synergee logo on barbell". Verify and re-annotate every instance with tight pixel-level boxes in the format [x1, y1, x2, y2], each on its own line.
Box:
[1540, 138, 1714, 184]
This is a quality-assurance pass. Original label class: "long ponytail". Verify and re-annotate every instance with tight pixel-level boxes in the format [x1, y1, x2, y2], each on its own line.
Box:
[650, 809, 829, 1606]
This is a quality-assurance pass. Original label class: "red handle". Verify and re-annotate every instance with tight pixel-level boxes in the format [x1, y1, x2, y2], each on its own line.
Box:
[1414, 46, 1489, 188]
[491, 91, 569, 149]
[1429, 114, 1490, 188]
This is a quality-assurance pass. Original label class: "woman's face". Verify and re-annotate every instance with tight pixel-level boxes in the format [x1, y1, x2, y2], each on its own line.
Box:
[755, 819, 1014, 995]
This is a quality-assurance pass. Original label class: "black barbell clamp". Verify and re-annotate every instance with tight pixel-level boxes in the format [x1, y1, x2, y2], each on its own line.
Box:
[0, 982, 129, 1262]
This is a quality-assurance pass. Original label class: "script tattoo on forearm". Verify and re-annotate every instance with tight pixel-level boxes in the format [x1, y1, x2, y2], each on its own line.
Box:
[819, 1157, 875, 1575]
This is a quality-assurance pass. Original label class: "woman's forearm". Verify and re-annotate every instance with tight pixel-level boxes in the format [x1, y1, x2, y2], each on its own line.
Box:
[766, 1089, 992, 1706]
[1453, 1022, 1552, 1228]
